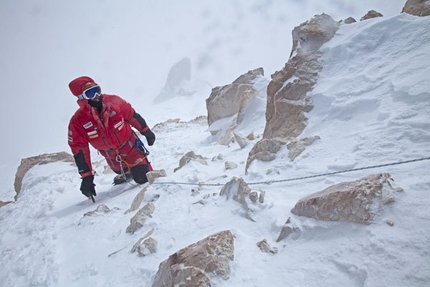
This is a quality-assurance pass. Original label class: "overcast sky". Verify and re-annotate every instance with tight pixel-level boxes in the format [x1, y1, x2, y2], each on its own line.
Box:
[0, 0, 407, 165]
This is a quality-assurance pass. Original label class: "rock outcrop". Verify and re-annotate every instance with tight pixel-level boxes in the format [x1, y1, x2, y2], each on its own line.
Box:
[291, 174, 403, 225]
[264, 13, 339, 138]
[342, 17, 357, 24]
[402, 0, 430, 17]
[246, 14, 339, 171]
[14, 152, 74, 200]
[152, 230, 234, 287]
[206, 68, 268, 145]
[0, 201, 12, 208]
[360, 10, 383, 21]
[206, 68, 264, 126]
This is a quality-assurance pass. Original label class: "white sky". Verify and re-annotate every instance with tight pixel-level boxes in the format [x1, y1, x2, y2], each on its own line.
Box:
[0, 3, 430, 287]
[0, 0, 407, 165]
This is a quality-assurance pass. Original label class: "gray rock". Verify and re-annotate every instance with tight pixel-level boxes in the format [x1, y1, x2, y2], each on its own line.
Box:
[151, 230, 234, 287]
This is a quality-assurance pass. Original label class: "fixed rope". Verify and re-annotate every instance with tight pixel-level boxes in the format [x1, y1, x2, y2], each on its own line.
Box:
[151, 156, 430, 187]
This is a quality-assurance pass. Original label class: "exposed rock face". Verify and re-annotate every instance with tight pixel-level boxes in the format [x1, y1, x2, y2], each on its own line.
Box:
[360, 10, 383, 21]
[246, 14, 339, 171]
[402, 0, 430, 16]
[151, 230, 234, 287]
[291, 174, 402, 225]
[206, 68, 264, 126]
[14, 152, 74, 200]
[264, 14, 339, 140]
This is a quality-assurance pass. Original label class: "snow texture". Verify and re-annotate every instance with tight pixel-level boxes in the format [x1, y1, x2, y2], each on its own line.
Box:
[1, 1, 429, 287]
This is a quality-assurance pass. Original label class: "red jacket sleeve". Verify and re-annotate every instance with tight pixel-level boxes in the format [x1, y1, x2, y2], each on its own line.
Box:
[109, 95, 150, 133]
[68, 114, 93, 178]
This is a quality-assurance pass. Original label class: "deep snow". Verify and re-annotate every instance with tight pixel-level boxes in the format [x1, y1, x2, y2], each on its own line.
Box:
[1, 3, 430, 287]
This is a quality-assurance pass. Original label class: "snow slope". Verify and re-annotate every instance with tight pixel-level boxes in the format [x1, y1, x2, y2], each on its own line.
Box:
[1, 12, 430, 287]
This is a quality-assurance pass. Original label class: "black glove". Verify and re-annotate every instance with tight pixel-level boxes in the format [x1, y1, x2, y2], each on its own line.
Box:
[142, 129, 155, 146]
[80, 175, 96, 198]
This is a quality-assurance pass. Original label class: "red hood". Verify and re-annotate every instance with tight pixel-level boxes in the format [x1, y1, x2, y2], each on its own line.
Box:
[69, 76, 98, 96]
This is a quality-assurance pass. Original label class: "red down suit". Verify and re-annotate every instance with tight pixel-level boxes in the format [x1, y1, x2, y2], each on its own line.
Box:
[68, 94, 152, 178]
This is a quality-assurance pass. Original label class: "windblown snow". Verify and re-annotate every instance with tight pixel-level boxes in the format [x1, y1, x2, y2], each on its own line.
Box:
[1, 12, 429, 287]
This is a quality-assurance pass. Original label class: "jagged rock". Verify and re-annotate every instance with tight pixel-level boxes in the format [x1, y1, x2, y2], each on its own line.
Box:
[291, 174, 401, 225]
[402, 0, 430, 16]
[131, 229, 156, 255]
[217, 127, 235, 145]
[276, 217, 300, 242]
[360, 10, 383, 21]
[84, 204, 112, 217]
[0, 201, 12, 208]
[152, 230, 234, 287]
[146, 169, 167, 184]
[235, 88, 260, 126]
[14, 152, 74, 200]
[245, 138, 286, 173]
[126, 202, 155, 234]
[264, 14, 339, 140]
[212, 86, 262, 146]
[174, 151, 208, 172]
[342, 17, 357, 24]
[257, 239, 278, 254]
[206, 68, 268, 145]
[220, 177, 251, 205]
[206, 68, 264, 126]
[287, 136, 321, 161]
[246, 131, 255, 141]
[233, 132, 248, 149]
[219, 177, 263, 222]
[247, 14, 339, 171]
[131, 237, 158, 257]
[125, 185, 149, 214]
[225, 161, 238, 170]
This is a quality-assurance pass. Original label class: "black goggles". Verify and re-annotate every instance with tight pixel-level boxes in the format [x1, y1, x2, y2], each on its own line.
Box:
[81, 85, 101, 100]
